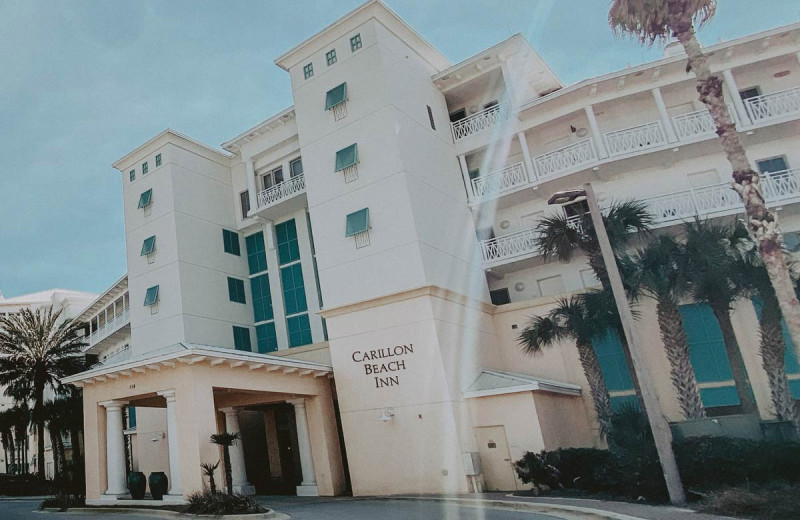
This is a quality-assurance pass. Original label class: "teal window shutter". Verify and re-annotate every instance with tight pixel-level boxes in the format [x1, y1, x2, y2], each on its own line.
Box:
[155, 153, 162, 167]
[138, 189, 152, 209]
[222, 229, 241, 256]
[144, 285, 159, 306]
[140, 236, 156, 256]
[345, 208, 369, 237]
[287, 314, 312, 347]
[335, 144, 358, 172]
[752, 298, 800, 398]
[250, 274, 274, 322]
[128, 406, 137, 429]
[275, 219, 300, 265]
[325, 83, 347, 110]
[245, 232, 267, 274]
[227, 277, 246, 304]
[281, 263, 307, 316]
[232, 326, 251, 351]
[256, 323, 278, 353]
[592, 329, 635, 392]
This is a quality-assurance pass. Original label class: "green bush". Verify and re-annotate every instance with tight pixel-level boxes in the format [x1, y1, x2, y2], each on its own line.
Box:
[697, 482, 800, 520]
[38, 492, 85, 511]
[183, 490, 267, 516]
[0, 474, 54, 496]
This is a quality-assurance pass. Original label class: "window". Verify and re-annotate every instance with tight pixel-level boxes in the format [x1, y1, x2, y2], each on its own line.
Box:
[335, 144, 358, 172]
[142, 161, 148, 174]
[326, 49, 337, 66]
[232, 326, 251, 352]
[138, 189, 152, 209]
[345, 208, 369, 237]
[275, 220, 300, 265]
[739, 86, 761, 101]
[287, 314, 312, 347]
[222, 229, 240, 256]
[281, 263, 307, 316]
[144, 285, 159, 306]
[127, 406, 137, 430]
[290, 158, 304, 178]
[251, 274, 274, 322]
[350, 33, 362, 52]
[245, 232, 267, 274]
[155, 153, 162, 167]
[256, 322, 278, 353]
[325, 83, 347, 111]
[756, 156, 789, 174]
[239, 190, 250, 219]
[129, 170, 135, 182]
[262, 166, 284, 190]
[490, 288, 510, 306]
[449, 108, 466, 123]
[303, 63, 314, 79]
[140, 235, 156, 256]
[227, 277, 247, 304]
[427, 105, 435, 130]
[484, 100, 499, 110]
[593, 329, 635, 393]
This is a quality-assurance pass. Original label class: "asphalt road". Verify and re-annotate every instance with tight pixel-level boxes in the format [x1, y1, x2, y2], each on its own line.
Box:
[0, 497, 564, 519]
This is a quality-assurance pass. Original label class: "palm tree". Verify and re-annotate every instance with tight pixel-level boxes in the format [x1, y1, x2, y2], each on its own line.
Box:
[609, 0, 800, 389]
[0, 307, 87, 478]
[210, 432, 240, 496]
[201, 460, 220, 494]
[10, 404, 30, 474]
[681, 219, 757, 414]
[0, 409, 14, 474]
[519, 290, 618, 437]
[626, 235, 705, 419]
[44, 400, 68, 481]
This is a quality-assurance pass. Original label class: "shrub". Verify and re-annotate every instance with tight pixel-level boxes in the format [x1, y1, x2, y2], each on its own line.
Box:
[183, 490, 267, 516]
[697, 482, 800, 520]
[39, 492, 85, 511]
[0, 474, 54, 496]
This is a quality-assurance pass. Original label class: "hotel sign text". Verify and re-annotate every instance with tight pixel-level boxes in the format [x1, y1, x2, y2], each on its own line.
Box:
[351, 344, 414, 388]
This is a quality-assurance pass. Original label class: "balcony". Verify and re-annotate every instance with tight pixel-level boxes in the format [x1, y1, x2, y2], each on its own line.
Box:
[256, 174, 306, 209]
[89, 309, 130, 346]
[604, 120, 667, 158]
[480, 228, 538, 267]
[451, 102, 511, 141]
[92, 344, 132, 369]
[644, 168, 800, 226]
[744, 87, 800, 124]
[470, 162, 530, 201]
[533, 138, 598, 179]
[672, 104, 738, 141]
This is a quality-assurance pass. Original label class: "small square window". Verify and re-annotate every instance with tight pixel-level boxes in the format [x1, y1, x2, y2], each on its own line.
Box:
[303, 63, 314, 79]
[233, 326, 252, 352]
[227, 277, 247, 304]
[326, 49, 337, 66]
[155, 153, 162, 167]
[756, 156, 789, 174]
[129, 170, 135, 182]
[142, 162, 148, 174]
[290, 158, 304, 178]
[140, 235, 156, 256]
[345, 208, 369, 237]
[222, 229, 241, 256]
[138, 189, 152, 209]
[335, 144, 358, 172]
[350, 33, 362, 52]
[490, 288, 511, 306]
[325, 83, 347, 111]
[144, 285, 160, 306]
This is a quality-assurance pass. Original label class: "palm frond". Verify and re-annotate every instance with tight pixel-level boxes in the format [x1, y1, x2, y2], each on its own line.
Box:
[210, 432, 240, 447]
[609, 0, 717, 45]
[535, 212, 580, 263]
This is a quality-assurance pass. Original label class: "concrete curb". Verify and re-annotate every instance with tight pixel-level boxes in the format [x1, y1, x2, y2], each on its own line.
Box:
[43, 507, 289, 520]
[391, 496, 649, 520]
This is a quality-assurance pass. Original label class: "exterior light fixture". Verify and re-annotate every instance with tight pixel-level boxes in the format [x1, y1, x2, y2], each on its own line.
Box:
[378, 407, 395, 422]
[547, 188, 587, 206]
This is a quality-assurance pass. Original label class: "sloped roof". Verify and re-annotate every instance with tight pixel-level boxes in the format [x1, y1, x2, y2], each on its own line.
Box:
[464, 369, 581, 398]
[0, 288, 96, 305]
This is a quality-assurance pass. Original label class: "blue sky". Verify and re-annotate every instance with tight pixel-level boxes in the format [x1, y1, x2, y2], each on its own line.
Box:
[0, 0, 798, 298]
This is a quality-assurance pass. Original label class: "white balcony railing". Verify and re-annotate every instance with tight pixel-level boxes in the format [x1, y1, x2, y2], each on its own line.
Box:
[256, 174, 306, 209]
[451, 102, 511, 141]
[470, 162, 529, 200]
[644, 168, 800, 225]
[533, 138, 597, 179]
[604, 120, 667, 157]
[672, 104, 737, 141]
[480, 228, 538, 265]
[744, 87, 800, 123]
[89, 309, 130, 345]
[92, 345, 132, 369]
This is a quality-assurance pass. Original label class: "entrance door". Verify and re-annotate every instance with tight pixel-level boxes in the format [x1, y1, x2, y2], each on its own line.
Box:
[475, 426, 518, 491]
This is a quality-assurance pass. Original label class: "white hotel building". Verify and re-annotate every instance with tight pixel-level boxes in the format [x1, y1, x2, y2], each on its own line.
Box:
[64, 0, 800, 501]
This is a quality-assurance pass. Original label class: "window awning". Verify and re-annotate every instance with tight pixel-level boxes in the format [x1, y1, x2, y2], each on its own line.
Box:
[325, 82, 347, 110]
[144, 285, 159, 306]
[141, 236, 156, 256]
[335, 144, 358, 172]
[345, 208, 369, 237]
[138, 189, 152, 209]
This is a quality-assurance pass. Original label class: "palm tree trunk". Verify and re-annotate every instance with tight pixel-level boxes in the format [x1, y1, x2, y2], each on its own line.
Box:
[673, 20, 800, 375]
[56, 433, 66, 481]
[656, 299, 706, 419]
[223, 446, 233, 496]
[48, 426, 60, 480]
[710, 305, 758, 414]
[758, 306, 800, 434]
[576, 340, 614, 438]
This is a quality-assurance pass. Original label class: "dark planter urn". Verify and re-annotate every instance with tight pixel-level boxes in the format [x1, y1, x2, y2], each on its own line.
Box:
[127, 472, 146, 500]
[148, 472, 169, 500]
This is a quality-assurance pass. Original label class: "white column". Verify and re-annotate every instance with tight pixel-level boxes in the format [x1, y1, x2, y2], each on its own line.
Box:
[245, 158, 258, 217]
[287, 399, 318, 496]
[517, 131, 536, 181]
[157, 390, 181, 497]
[264, 220, 275, 250]
[100, 400, 128, 497]
[584, 105, 608, 159]
[722, 69, 751, 125]
[458, 155, 473, 201]
[652, 87, 678, 143]
[220, 408, 254, 495]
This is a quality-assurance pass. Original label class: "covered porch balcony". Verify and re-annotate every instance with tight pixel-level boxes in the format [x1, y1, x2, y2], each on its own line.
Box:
[744, 86, 800, 124]
[254, 174, 306, 213]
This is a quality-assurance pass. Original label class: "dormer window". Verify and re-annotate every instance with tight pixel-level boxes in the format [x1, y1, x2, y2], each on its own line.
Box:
[335, 144, 358, 182]
[325, 82, 348, 121]
[303, 63, 314, 80]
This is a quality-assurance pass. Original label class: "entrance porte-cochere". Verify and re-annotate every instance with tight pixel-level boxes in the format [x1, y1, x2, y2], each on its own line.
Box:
[63, 343, 346, 504]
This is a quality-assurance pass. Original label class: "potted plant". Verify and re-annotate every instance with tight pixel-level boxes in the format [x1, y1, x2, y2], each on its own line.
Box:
[127, 471, 146, 500]
[148, 471, 169, 500]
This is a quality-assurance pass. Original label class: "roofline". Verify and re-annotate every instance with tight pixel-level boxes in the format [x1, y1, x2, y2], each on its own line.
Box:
[221, 106, 296, 152]
[274, 0, 450, 72]
[75, 274, 129, 320]
[518, 21, 800, 113]
[0, 288, 97, 305]
[463, 369, 582, 399]
[112, 128, 233, 171]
